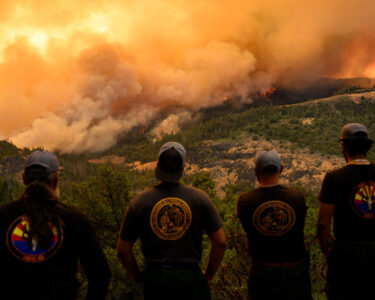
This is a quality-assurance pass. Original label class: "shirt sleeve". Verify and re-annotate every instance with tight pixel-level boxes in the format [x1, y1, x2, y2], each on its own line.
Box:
[76, 214, 111, 300]
[319, 173, 336, 204]
[293, 188, 307, 212]
[200, 193, 223, 235]
[236, 192, 246, 218]
[119, 202, 140, 242]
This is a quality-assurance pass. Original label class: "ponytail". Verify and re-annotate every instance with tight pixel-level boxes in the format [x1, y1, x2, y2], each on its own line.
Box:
[21, 167, 64, 250]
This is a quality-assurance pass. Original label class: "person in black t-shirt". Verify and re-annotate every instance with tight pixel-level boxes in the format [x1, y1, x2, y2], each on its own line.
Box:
[0, 151, 110, 300]
[318, 123, 375, 300]
[117, 142, 225, 300]
[237, 150, 311, 300]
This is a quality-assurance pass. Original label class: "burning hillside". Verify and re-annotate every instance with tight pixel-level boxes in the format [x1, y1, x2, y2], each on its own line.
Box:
[0, 0, 375, 153]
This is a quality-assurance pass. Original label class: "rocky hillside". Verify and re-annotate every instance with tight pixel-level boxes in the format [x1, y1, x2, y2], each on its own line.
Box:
[89, 91, 375, 198]
[102, 136, 344, 198]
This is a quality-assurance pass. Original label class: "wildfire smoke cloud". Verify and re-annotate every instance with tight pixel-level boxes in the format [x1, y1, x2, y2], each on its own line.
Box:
[0, 0, 374, 152]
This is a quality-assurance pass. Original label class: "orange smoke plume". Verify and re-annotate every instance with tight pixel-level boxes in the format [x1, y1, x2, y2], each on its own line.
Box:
[0, 0, 374, 152]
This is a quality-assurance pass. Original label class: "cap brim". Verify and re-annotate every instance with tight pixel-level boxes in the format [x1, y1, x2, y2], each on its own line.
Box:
[25, 162, 59, 173]
[155, 165, 183, 183]
[340, 137, 372, 141]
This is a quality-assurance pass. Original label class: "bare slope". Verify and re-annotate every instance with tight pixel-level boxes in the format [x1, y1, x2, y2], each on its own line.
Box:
[120, 136, 344, 198]
[96, 91, 375, 197]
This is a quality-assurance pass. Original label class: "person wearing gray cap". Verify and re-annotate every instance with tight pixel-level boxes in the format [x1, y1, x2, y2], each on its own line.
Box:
[0, 150, 111, 300]
[117, 141, 225, 300]
[318, 123, 375, 300]
[237, 150, 311, 300]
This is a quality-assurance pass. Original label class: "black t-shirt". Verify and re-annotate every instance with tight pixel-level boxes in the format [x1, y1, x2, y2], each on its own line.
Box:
[319, 163, 375, 241]
[119, 182, 223, 264]
[237, 185, 307, 262]
[0, 198, 111, 300]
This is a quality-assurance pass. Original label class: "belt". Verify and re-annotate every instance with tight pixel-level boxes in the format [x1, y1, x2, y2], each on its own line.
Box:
[334, 239, 375, 246]
[251, 257, 304, 268]
[147, 262, 199, 270]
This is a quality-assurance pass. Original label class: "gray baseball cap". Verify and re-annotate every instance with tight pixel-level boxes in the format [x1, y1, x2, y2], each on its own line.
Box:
[155, 142, 186, 182]
[255, 150, 281, 172]
[25, 151, 60, 173]
[341, 123, 369, 140]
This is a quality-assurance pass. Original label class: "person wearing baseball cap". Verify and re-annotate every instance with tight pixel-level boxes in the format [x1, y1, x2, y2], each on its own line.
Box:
[318, 123, 375, 299]
[117, 141, 225, 300]
[0, 150, 111, 299]
[237, 149, 311, 300]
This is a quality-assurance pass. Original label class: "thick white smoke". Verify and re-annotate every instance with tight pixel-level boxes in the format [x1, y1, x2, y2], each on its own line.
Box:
[150, 111, 193, 140]
[6, 41, 256, 152]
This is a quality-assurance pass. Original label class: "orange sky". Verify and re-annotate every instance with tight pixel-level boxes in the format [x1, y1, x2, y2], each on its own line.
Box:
[0, 0, 374, 152]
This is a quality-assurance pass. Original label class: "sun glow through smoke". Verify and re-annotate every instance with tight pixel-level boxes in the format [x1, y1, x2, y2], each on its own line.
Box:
[0, 0, 374, 153]
[29, 31, 48, 52]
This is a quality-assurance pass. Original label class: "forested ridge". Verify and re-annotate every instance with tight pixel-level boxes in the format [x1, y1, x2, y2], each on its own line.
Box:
[1, 94, 375, 299]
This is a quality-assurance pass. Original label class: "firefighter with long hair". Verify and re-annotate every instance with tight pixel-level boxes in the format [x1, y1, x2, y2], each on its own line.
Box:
[0, 151, 110, 299]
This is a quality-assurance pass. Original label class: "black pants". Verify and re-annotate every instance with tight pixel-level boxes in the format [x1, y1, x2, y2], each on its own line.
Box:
[142, 265, 211, 300]
[248, 256, 312, 300]
[327, 240, 375, 300]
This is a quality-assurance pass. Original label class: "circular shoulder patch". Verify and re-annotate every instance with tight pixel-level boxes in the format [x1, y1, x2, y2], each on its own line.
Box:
[252, 200, 296, 236]
[150, 197, 192, 240]
[351, 181, 375, 219]
[6, 215, 63, 263]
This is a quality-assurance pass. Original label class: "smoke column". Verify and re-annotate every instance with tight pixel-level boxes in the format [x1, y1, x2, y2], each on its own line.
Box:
[0, 0, 374, 152]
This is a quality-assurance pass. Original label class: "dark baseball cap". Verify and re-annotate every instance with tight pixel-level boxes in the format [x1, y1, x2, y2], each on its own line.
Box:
[341, 123, 369, 140]
[155, 142, 186, 183]
[25, 151, 60, 173]
[255, 150, 281, 172]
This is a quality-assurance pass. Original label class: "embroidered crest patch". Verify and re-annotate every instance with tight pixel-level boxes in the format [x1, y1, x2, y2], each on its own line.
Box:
[253, 200, 296, 236]
[351, 181, 375, 219]
[6, 215, 63, 263]
[150, 197, 192, 240]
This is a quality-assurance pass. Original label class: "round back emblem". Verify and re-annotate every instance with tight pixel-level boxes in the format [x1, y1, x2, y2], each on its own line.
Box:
[150, 197, 192, 240]
[351, 181, 375, 219]
[252, 200, 296, 236]
[6, 215, 63, 263]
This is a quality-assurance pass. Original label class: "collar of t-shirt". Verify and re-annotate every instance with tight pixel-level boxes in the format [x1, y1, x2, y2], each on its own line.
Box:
[259, 183, 282, 188]
[347, 159, 370, 165]
[156, 181, 181, 189]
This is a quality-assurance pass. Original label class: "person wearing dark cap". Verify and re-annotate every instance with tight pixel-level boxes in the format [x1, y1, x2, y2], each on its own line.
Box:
[318, 123, 375, 300]
[0, 150, 111, 300]
[117, 141, 225, 300]
[237, 150, 311, 300]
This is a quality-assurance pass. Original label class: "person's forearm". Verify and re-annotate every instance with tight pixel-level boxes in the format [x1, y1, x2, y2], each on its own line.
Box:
[204, 243, 226, 281]
[119, 251, 142, 281]
[317, 223, 331, 258]
[317, 202, 334, 258]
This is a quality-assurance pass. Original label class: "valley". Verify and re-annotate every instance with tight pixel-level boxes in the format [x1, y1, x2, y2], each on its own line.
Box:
[1, 90, 375, 299]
